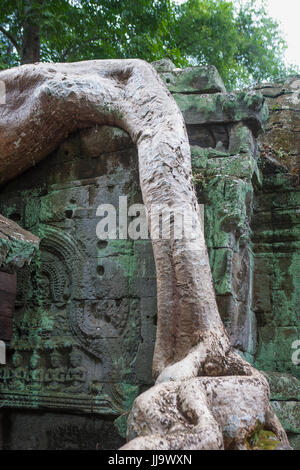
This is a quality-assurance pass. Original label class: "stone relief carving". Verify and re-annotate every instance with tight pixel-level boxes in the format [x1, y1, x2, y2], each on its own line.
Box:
[0, 125, 156, 418]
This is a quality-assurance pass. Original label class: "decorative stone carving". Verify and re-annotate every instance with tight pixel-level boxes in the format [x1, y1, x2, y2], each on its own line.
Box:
[0, 123, 155, 425]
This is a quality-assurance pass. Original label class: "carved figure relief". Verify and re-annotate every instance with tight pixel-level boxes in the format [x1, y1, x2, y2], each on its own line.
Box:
[0, 124, 156, 416]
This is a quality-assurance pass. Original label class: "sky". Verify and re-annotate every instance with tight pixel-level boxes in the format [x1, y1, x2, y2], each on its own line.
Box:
[175, 0, 300, 68]
[263, 0, 300, 67]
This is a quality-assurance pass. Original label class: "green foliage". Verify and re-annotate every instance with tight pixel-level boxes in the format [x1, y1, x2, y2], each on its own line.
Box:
[0, 0, 182, 67]
[173, 0, 298, 89]
[41, 0, 182, 64]
[0, 0, 297, 88]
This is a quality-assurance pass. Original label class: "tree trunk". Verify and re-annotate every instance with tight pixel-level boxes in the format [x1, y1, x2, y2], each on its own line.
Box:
[0, 60, 291, 450]
[21, 0, 42, 64]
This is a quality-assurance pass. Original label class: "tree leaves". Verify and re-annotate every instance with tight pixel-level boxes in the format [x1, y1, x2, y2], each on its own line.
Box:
[0, 0, 297, 88]
[173, 0, 297, 89]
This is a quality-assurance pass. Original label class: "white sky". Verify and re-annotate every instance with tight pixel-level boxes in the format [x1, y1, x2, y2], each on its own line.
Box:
[264, 0, 300, 67]
[175, 0, 300, 67]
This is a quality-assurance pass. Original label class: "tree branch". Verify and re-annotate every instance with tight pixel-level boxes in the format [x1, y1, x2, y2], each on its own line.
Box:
[0, 25, 20, 54]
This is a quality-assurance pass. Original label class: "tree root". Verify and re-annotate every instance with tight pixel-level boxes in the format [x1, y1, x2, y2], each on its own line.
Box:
[121, 369, 290, 450]
[0, 59, 291, 451]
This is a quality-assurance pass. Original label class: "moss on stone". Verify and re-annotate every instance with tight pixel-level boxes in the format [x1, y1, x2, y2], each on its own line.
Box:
[246, 429, 281, 450]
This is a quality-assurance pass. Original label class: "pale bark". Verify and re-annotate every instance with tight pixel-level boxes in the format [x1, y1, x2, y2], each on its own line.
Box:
[0, 60, 290, 449]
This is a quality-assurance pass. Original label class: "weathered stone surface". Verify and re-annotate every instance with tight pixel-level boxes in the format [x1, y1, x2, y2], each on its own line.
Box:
[151, 58, 176, 73]
[0, 126, 156, 425]
[251, 157, 300, 378]
[0, 214, 39, 271]
[0, 271, 16, 341]
[188, 123, 229, 151]
[174, 91, 268, 133]
[0, 410, 124, 449]
[0, 124, 157, 446]
[80, 125, 133, 158]
[288, 433, 300, 450]
[263, 372, 300, 401]
[272, 401, 300, 434]
[193, 158, 257, 356]
[160, 66, 226, 94]
[259, 75, 300, 181]
[229, 122, 256, 155]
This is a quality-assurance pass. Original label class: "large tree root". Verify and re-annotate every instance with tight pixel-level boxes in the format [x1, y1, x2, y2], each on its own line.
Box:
[121, 356, 290, 450]
[121, 377, 289, 450]
[0, 60, 290, 450]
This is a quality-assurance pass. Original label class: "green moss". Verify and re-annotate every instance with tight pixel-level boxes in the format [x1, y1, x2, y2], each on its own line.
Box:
[113, 383, 140, 438]
[246, 429, 281, 450]
[0, 237, 38, 270]
[175, 91, 266, 127]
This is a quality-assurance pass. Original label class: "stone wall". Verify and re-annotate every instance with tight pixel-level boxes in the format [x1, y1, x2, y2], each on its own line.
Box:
[0, 125, 156, 449]
[252, 78, 300, 449]
[0, 215, 39, 343]
[0, 62, 298, 449]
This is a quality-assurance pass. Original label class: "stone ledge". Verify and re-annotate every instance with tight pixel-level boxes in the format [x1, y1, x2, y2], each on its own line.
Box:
[0, 214, 39, 271]
[272, 401, 300, 434]
[263, 371, 300, 400]
[159, 66, 226, 94]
